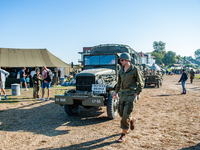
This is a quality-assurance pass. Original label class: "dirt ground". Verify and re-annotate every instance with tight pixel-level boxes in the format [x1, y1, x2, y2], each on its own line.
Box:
[0, 75, 200, 150]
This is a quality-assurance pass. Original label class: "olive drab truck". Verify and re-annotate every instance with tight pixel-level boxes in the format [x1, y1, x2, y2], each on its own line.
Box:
[144, 64, 164, 88]
[55, 44, 140, 119]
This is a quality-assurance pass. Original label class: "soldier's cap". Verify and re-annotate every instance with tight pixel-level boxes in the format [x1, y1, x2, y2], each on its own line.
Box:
[36, 68, 40, 71]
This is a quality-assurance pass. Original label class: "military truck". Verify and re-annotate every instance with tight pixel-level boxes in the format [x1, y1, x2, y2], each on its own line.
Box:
[144, 74, 163, 88]
[55, 44, 141, 119]
[144, 64, 164, 88]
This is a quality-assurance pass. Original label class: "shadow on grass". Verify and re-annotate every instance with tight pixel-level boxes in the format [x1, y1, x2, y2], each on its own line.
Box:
[0, 100, 108, 137]
[180, 143, 200, 150]
[0, 98, 19, 103]
[37, 133, 120, 150]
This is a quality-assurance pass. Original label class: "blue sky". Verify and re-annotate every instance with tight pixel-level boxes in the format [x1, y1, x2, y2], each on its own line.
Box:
[0, 0, 200, 64]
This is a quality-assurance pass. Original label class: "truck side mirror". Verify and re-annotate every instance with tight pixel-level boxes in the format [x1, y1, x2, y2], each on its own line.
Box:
[71, 62, 73, 68]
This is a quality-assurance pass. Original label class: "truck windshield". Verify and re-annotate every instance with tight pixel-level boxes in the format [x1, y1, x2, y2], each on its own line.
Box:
[85, 55, 116, 65]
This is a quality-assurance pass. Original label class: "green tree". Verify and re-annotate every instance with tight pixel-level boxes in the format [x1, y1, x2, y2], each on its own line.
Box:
[176, 55, 183, 62]
[194, 49, 200, 61]
[151, 52, 164, 64]
[185, 63, 196, 68]
[163, 51, 177, 66]
[153, 41, 166, 54]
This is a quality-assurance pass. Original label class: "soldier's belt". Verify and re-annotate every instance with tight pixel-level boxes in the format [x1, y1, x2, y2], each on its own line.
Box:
[121, 89, 132, 92]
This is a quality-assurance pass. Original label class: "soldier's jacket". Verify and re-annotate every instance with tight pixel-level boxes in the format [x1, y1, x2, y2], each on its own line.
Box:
[190, 71, 195, 78]
[115, 64, 144, 95]
[32, 74, 43, 85]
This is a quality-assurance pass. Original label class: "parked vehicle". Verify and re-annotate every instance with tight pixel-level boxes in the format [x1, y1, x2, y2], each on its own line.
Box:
[55, 44, 140, 119]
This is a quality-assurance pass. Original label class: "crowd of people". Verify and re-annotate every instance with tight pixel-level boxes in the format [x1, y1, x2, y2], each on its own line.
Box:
[0, 66, 62, 101]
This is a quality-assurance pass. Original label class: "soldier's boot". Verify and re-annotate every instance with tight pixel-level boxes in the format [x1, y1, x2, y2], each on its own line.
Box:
[130, 117, 136, 130]
[117, 134, 126, 143]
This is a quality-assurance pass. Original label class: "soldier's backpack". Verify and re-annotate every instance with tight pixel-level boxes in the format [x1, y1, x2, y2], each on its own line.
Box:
[44, 70, 53, 82]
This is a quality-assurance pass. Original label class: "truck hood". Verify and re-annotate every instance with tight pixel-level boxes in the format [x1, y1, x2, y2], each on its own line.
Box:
[76, 68, 116, 76]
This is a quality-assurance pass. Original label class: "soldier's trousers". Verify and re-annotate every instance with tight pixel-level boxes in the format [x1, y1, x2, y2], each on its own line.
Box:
[33, 84, 40, 98]
[118, 95, 135, 129]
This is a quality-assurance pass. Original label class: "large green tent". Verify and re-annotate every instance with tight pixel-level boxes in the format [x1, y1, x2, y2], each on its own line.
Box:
[0, 48, 70, 67]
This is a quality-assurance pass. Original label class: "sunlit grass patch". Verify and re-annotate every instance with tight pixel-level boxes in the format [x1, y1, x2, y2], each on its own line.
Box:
[194, 75, 200, 79]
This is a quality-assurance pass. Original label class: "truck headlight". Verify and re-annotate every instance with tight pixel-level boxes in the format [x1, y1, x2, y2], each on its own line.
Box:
[97, 78, 103, 84]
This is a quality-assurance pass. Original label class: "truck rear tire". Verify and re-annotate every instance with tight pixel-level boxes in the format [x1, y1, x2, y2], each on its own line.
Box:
[64, 104, 79, 116]
[107, 91, 118, 120]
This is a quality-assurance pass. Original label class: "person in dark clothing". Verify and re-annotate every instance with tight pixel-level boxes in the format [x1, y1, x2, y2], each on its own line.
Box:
[20, 67, 28, 91]
[178, 69, 188, 94]
[58, 69, 61, 83]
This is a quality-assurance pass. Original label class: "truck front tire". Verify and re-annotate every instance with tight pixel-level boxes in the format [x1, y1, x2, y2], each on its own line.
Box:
[64, 104, 79, 116]
[107, 91, 119, 119]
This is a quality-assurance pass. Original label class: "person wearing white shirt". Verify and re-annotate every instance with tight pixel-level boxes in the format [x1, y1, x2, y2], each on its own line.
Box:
[0, 67, 10, 100]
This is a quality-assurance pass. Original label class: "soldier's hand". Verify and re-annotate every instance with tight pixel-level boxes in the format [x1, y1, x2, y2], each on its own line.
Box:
[35, 81, 37, 83]
[134, 93, 138, 97]
[113, 92, 118, 99]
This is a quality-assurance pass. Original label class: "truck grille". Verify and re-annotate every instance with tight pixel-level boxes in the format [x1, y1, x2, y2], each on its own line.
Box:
[76, 76, 95, 91]
[148, 77, 154, 82]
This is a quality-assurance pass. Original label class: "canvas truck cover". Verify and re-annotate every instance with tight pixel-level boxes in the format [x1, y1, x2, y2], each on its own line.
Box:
[90, 44, 137, 55]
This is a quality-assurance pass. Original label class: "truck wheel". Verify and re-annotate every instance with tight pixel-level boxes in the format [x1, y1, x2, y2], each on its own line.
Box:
[157, 81, 160, 88]
[64, 104, 79, 116]
[107, 91, 118, 120]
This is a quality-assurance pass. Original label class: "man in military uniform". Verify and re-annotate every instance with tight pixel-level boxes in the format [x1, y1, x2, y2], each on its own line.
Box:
[32, 68, 43, 98]
[189, 69, 195, 83]
[113, 52, 144, 143]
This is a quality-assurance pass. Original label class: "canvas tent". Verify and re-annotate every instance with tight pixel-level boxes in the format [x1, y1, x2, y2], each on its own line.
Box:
[0, 48, 70, 67]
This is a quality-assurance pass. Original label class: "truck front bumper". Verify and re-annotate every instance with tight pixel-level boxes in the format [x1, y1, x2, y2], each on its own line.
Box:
[55, 95, 104, 107]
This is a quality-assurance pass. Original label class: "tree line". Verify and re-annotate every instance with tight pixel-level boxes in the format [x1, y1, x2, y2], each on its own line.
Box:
[150, 41, 200, 68]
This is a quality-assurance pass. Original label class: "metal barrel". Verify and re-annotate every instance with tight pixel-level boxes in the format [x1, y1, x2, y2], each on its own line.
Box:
[11, 84, 20, 96]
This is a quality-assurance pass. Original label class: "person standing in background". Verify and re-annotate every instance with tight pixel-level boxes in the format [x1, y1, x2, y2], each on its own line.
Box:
[58, 69, 61, 83]
[189, 69, 195, 83]
[0, 67, 10, 100]
[26, 75, 30, 88]
[178, 69, 188, 94]
[32, 68, 42, 98]
[19, 67, 28, 91]
[39, 66, 51, 101]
